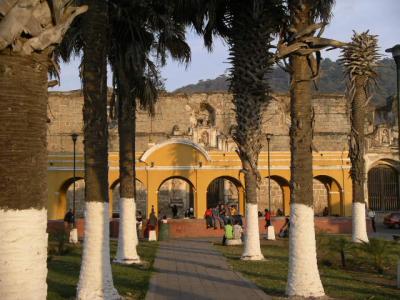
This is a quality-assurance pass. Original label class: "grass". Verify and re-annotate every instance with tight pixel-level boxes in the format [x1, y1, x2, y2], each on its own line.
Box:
[215, 235, 400, 300]
[47, 239, 158, 300]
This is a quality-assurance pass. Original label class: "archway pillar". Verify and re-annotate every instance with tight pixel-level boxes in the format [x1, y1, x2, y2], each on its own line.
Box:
[283, 185, 290, 216]
[196, 187, 207, 218]
[238, 187, 245, 215]
[108, 189, 114, 218]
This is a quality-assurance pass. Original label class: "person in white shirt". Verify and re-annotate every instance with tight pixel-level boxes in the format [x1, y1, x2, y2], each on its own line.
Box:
[367, 208, 376, 232]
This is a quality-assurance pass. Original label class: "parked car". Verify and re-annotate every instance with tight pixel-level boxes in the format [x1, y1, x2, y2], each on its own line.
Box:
[383, 213, 400, 228]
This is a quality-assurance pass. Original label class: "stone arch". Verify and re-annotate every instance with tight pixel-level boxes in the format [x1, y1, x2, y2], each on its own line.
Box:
[314, 175, 343, 216]
[198, 102, 216, 126]
[59, 177, 85, 218]
[157, 176, 195, 219]
[206, 176, 244, 214]
[140, 138, 211, 163]
[259, 175, 290, 216]
[368, 162, 399, 211]
[110, 178, 147, 218]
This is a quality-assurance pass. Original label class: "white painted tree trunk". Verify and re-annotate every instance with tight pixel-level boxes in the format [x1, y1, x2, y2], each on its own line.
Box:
[352, 202, 369, 243]
[115, 197, 141, 264]
[0, 208, 48, 300]
[241, 203, 264, 260]
[77, 202, 120, 300]
[286, 203, 325, 298]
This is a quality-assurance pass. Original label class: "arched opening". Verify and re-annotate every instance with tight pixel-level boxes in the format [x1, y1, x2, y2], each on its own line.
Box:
[206, 177, 242, 213]
[59, 177, 85, 218]
[259, 176, 290, 216]
[158, 177, 195, 218]
[314, 175, 343, 216]
[111, 179, 147, 218]
[368, 164, 399, 211]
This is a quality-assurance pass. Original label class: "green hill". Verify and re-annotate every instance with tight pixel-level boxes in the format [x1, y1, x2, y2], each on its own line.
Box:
[174, 58, 396, 106]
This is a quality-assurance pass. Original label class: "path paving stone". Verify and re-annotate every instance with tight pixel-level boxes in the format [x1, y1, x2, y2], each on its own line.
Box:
[146, 239, 270, 300]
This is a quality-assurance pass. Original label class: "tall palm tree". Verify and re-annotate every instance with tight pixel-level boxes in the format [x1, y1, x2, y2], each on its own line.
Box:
[277, 0, 343, 297]
[75, 0, 119, 298]
[185, 0, 283, 260]
[109, 0, 190, 264]
[0, 1, 86, 299]
[227, 0, 283, 260]
[341, 31, 380, 243]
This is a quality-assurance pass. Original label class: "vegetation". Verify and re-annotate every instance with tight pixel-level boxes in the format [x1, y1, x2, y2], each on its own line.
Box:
[47, 240, 158, 300]
[341, 31, 380, 243]
[174, 58, 396, 107]
[215, 237, 400, 300]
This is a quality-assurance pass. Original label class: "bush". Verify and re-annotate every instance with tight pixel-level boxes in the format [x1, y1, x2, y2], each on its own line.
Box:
[359, 238, 390, 274]
[48, 232, 70, 256]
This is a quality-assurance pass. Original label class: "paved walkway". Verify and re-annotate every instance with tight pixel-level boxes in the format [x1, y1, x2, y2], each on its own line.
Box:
[146, 239, 270, 300]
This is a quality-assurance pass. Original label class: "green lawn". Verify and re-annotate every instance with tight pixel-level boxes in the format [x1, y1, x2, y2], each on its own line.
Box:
[215, 236, 400, 300]
[47, 239, 158, 300]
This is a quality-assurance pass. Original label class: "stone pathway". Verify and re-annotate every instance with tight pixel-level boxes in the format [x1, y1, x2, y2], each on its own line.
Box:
[146, 239, 270, 300]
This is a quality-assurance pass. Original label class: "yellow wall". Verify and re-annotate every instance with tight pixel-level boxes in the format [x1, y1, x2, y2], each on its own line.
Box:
[47, 140, 352, 219]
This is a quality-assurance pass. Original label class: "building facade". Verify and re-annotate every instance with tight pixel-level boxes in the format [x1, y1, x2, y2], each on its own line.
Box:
[47, 91, 399, 220]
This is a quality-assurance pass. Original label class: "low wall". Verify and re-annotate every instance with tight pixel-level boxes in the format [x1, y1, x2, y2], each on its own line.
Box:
[47, 217, 372, 239]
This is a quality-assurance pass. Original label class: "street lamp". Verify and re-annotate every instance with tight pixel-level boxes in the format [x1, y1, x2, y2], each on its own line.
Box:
[71, 133, 78, 223]
[385, 45, 400, 160]
[266, 133, 273, 212]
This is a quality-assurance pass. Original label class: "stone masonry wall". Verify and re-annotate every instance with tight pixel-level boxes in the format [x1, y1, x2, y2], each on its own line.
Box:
[47, 91, 351, 153]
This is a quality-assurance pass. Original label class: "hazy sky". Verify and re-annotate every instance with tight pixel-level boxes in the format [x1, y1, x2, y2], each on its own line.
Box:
[51, 0, 400, 92]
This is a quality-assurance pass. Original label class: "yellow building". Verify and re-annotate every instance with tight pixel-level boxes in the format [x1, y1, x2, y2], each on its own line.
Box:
[46, 91, 399, 220]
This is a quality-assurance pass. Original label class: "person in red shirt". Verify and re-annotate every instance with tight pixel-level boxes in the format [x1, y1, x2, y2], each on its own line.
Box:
[204, 208, 213, 229]
[264, 208, 271, 228]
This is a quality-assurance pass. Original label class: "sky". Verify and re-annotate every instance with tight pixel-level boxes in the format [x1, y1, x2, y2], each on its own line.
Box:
[51, 0, 400, 92]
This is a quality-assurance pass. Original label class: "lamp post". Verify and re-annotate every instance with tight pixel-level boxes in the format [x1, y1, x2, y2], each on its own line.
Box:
[385, 45, 400, 161]
[71, 133, 78, 223]
[266, 133, 273, 212]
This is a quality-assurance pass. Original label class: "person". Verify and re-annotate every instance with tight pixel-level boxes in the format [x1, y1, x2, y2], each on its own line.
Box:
[219, 204, 227, 225]
[258, 211, 262, 217]
[171, 204, 178, 219]
[323, 206, 329, 217]
[136, 211, 143, 239]
[276, 208, 283, 216]
[230, 205, 237, 217]
[368, 208, 376, 232]
[161, 215, 168, 224]
[264, 208, 271, 228]
[212, 205, 223, 229]
[279, 217, 290, 238]
[64, 208, 74, 232]
[233, 220, 243, 240]
[222, 219, 234, 245]
[204, 207, 213, 229]
[189, 207, 194, 218]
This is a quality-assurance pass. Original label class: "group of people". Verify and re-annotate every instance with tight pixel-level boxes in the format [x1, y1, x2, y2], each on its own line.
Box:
[204, 204, 242, 230]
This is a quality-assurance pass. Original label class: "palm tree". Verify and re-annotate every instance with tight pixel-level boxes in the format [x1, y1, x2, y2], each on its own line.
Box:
[276, 0, 343, 297]
[0, 1, 86, 298]
[341, 31, 380, 243]
[109, 0, 190, 264]
[75, 0, 119, 298]
[228, 0, 283, 260]
[185, 0, 283, 260]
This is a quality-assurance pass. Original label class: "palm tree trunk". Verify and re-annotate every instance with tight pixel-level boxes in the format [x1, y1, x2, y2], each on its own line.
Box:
[115, 65, 141, 264]
[350, 76, 368, 243]
[0, 53, 48, 299]
[241, 168, 264, 260]
[286, 7, 324, 296]
[77, 0, 119, 298]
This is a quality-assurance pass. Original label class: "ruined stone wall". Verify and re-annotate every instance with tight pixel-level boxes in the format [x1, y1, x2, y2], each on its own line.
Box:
[47, 91, 351, 153]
